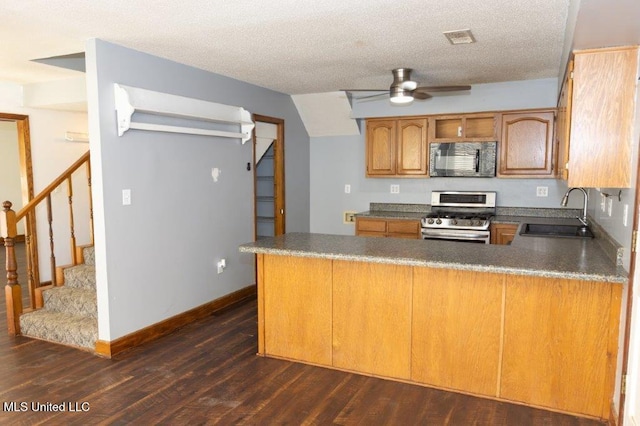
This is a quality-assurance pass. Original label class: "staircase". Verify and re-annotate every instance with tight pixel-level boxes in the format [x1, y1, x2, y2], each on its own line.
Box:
[19, 246, 97, 351]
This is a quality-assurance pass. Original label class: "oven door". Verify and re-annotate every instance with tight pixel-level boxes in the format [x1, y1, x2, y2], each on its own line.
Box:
[421, 228, 491, 244]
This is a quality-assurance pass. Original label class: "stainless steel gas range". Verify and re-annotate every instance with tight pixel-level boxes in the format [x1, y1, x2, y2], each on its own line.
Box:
[421, 191, 496, 244]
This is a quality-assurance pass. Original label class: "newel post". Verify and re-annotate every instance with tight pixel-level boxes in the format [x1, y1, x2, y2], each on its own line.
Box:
[1, 201, 22, 335]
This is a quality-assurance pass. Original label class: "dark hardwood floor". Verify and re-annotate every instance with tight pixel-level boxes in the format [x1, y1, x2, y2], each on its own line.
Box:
[0, 244, 606, 424]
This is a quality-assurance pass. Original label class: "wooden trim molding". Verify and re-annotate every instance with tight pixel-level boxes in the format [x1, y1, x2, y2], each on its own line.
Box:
[609, 401, 618, 426]
[95, 284, 256, 358]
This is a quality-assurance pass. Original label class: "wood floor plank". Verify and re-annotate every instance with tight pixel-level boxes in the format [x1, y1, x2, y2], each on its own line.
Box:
[0, 245, 607, 426]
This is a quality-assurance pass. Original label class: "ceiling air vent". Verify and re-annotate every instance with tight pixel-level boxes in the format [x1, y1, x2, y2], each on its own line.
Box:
[443, 29, 476, 45]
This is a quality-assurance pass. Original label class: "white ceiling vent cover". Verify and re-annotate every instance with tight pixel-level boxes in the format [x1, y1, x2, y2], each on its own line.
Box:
[443, 29, 476, 45]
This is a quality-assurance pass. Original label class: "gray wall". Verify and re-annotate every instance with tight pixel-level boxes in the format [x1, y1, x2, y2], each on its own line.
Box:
[310, 78, 578, 235]
[86, 39, 309, 340]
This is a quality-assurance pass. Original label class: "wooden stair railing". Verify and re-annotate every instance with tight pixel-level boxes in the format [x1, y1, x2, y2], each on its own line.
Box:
[1, 151, 92, 336]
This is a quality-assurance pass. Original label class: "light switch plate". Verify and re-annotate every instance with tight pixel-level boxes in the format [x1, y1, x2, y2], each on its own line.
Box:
[122, 189, 131, 206]
[344, 184, 351, 194]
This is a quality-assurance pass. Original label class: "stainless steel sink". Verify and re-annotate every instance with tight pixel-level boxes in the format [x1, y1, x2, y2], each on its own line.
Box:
[519, 223, 594, 239]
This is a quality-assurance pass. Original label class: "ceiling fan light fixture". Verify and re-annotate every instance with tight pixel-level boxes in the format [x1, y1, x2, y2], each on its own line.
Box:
[389, 86, 414, 104]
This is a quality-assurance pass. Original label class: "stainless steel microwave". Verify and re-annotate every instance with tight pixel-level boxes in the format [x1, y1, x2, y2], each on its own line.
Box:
[429, 141, 497, 177]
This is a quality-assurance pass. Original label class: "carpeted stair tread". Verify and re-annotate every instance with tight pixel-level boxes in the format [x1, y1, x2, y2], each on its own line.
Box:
[83, 246, 95, 266]
[43, 287, 97, 318]
[20, 310, 97, 350]
[63, 264, 96, 289]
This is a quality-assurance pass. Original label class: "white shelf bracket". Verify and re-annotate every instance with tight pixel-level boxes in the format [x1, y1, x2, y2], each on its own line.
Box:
[113, 83, 255, 144]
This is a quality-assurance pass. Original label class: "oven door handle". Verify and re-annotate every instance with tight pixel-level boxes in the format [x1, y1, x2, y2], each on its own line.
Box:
[422, 230, 489, 240]
[475, 150, 480, 172]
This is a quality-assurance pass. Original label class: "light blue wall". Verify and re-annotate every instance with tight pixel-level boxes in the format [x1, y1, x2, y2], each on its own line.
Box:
[310, 78, 579, 235]
[86, 39, 309, 340]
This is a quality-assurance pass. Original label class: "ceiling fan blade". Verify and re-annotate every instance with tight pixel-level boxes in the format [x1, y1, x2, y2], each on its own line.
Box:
[354, 93, 390, 101]
[414, 85, 472, 93]
[412, 91, 432, 100]
[341, 89, 387, 92]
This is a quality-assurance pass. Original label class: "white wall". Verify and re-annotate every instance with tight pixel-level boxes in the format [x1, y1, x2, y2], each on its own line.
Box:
[310, 78, 583, 236]
[0, 121, 24, 234]
[0, 81, 90, 279]
[85, 39, 309, 341]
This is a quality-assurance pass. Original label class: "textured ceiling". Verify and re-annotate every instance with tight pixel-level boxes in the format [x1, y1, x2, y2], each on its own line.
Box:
[0, 0, 571, 94]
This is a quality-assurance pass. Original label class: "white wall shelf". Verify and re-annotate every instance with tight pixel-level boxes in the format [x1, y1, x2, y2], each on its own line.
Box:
[114, 83, 254, 144]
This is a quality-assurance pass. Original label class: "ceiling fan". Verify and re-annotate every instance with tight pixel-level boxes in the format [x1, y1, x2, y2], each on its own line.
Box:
[343, 68, 471, 104]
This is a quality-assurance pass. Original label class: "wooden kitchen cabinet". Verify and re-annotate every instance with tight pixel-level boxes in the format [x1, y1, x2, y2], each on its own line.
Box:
[490, 223, 518, 245]
[501, 276, 622, 418]
[366, 117, 427, 177]
[412, 268, 503, 396]
[332, 260, 412, 379]
[498, 110, 555, 177]
[428, 113, 497, 142]
[355, 217, 421, 239]
[556, 60, 573, 180]
[561, 46, 638, 188]
[260, 255, 333, 366]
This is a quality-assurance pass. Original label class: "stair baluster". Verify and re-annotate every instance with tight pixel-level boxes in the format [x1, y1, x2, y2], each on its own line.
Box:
[67, 177, 77, 265]
[86, 159, 94, 246]
[46, 195, 57, 287]
[1, 201, 22, 335]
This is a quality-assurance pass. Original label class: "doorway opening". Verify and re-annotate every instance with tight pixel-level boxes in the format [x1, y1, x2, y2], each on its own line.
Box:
[253, 114, 285, 239]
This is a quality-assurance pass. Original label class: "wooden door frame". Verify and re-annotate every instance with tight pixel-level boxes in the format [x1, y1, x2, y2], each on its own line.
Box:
[0, 112, 38, 304]
[252, 114, 285, 237]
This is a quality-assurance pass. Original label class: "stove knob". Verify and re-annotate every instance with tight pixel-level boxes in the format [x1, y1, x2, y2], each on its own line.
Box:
[451, 219, 457, 225]
[427, 218, 434, 225]
[435, 219, 442, 225]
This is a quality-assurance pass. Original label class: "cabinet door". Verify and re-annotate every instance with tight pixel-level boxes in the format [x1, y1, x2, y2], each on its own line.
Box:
[355, 217, 387, 237]
[366, 120, 396, 176]
[568, 47, 638, 188]
[501, 276, 621, 418]
[556, 61, 573, 180]
[387, 219, 421, 238]
[498, 111, 555, 177]
[333, 260, 412, 379]
[396, 118, 428, 175]
[490, 223, 518, 245]
[412, 268, 503, 396]
[262, 255, 333, 366]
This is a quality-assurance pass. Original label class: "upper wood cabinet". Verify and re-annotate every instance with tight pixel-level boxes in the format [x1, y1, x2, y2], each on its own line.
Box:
[498, 110, 555, 177]
[556, 61, 573, 180]
[428, 113, 497, 142]
[563, 46, 639, 188]
[366, 118, 427, 177]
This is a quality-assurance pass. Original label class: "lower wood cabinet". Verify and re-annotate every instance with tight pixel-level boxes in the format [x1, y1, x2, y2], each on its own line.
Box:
[332, 260, 412, 379]
[412, 268, 503, 396]
[260, 255, 332, 366]
[501, 276, 621, 419]
[490, 223, 518, 245]
[356, 217, 421, 239]
[257, 254, 622, 421]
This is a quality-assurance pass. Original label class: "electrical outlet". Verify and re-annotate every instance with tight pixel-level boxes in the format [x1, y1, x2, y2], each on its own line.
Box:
[607, 198, 613, 217]
[623, 204, 629, 227]
[344, 184, 351, 194]
[390, 184, 400, 194]
[343, 211, 356, 223]
[122, 189, 131, 206]
[536, 186, 548, 197]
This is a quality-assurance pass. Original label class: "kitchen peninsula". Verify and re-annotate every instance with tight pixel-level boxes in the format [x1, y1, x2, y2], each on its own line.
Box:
[239, 230, 626, 421]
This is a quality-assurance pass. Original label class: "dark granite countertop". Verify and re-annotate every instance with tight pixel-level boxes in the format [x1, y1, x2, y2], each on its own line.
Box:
[239, 228, 627, 284]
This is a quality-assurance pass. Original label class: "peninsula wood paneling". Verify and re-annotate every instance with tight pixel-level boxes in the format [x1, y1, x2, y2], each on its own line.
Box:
[500, 276, 620, 417]
[262, 255, 332, 366]
[332, 260, 412, 379]
[411, 268, 504, 396]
